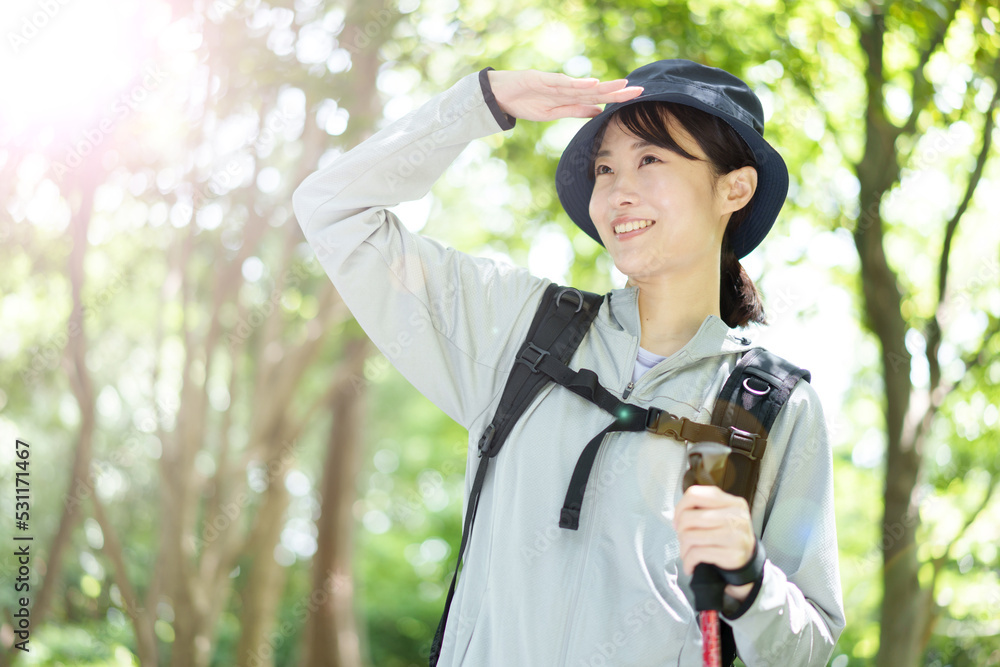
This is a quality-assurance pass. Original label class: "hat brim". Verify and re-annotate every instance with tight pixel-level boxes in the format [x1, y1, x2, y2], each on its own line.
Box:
[555, 92, 788, 259]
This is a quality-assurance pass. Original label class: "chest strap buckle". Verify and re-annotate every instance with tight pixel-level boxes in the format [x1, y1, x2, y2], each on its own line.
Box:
[516, 343, 550, 373]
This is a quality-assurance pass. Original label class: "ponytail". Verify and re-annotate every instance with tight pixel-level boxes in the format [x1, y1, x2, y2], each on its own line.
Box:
[720, 232, 766, 329]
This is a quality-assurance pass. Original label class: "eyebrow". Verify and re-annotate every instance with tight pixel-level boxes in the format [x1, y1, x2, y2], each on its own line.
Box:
[594, 139, 655, 160]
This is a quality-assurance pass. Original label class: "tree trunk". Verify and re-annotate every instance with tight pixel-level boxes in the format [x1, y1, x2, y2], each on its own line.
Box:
[90, 494, 159, 665]
[26, 168, 99, 637]
[857, 10, 924, 667]
[296, 4, 393, 662]
[301, 337, 370, 667]
[234, 436, 295, 667]
[165, 221, 215, 667]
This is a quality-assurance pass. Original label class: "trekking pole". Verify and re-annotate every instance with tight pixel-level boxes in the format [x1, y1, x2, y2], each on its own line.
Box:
[682, 442, 733, 667]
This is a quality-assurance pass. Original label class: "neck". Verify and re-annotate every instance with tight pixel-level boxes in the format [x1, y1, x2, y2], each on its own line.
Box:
[629, 260, 722, 358]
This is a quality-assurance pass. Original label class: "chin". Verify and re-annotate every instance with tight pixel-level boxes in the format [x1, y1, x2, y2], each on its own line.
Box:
[613, 257, 667, 282]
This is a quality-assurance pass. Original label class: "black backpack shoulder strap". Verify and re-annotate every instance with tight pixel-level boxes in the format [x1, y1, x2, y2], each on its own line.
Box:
[478, 284, 605, 458]
[711, 347, 811, 507]
[713, 346, 811, 667]
[429, 283, 604, 665]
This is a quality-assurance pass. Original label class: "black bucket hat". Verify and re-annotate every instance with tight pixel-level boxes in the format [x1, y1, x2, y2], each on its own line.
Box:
[555, 59, 788, 259]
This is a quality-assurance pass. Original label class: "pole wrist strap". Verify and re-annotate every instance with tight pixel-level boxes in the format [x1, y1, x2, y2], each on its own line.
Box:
[717, 539, 766, 587]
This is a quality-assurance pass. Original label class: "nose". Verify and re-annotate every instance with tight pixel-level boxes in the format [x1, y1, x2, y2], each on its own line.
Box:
[608, 170, 640, 208]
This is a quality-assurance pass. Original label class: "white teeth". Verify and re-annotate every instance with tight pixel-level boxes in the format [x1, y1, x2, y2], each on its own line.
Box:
[614, 219, 654, 234]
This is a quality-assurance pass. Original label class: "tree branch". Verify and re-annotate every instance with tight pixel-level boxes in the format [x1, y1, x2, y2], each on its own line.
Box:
[906, 312, 1000, 466]
[941, 58, 1000, 300]
[901, 0, 962, 137]
[961, 314, 1000, 370]
[91, 493, 159, 664]
[921, 471, 999, 647]
[938, 473, 998, 571]
[905, 56, 1000, 455]
[142, 237, 172, 622]
[282, 335, 372, 449]
[29, 168, 99, 631]
[783, 66, 852, 162]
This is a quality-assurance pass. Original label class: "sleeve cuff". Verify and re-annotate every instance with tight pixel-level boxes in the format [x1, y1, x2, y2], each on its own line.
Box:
[479, 67, 516, 131]
[721, 560, 767, 620]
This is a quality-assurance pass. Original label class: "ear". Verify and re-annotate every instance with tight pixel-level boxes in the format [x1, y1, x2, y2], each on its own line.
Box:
[719, 166, 757, 215]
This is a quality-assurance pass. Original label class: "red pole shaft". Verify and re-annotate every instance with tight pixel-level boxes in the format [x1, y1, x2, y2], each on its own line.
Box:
[701, 610, 721, 667]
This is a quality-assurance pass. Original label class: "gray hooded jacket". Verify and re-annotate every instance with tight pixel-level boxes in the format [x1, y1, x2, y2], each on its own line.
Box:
[292, 68, 845, 666]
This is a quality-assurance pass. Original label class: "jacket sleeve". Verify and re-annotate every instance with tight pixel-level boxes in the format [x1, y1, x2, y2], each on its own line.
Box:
[292, 69, 549, 430]
[723, 380, 846, 665]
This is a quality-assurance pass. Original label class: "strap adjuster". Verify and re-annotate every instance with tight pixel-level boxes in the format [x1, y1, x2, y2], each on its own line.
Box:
[516, 343, 549, 373]
[644, 407, 663, 431]
[478, 424, 496, 457]
[728, 427, 765, 460]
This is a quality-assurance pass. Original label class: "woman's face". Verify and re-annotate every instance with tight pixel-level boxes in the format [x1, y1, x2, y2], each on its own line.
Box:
[588, 114, 731, 282]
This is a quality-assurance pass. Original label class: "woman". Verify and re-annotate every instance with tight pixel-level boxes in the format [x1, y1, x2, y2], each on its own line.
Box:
[293, 59, 844, 665]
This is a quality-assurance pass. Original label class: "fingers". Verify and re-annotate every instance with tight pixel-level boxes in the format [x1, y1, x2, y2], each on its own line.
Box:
[592, 78, 632, 93]
[674, 485, 754, 573]
[675, 485, 747, 515]
[674, 506, 746, 534]
[561, 76, 628, 91]
[546, 88, 644, 119]
[563, 75, 601, 88]
[552, 104, 606, 119]
[565, 83, 644, 102]
[497, 70, 645, 122]
[540, 71, 643, 98]
[556, 75, 635, 93]
[538, 72, 617, 89]
[679, 525, 738, 550]
[677, 521, 755, 573]
[602, 85, 644, 100]
[674, 486, 753, 535]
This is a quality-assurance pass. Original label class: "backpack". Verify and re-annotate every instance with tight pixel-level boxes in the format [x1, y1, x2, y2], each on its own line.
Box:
[429, 283, 811, 666]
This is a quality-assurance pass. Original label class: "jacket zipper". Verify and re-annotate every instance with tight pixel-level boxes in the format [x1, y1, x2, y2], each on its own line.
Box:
[556, 438, 611, 666]
[622, 381, 635, 399]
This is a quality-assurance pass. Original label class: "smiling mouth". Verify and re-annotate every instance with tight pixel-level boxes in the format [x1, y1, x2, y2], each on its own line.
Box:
[613, 219, 656, 235]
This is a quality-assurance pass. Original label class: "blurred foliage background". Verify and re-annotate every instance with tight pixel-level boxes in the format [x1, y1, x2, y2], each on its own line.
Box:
[0, 0, 998, 665]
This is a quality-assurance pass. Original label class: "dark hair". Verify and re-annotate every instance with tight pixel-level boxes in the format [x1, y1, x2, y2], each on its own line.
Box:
[588, 102, 766, 328]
